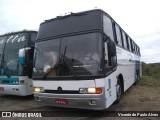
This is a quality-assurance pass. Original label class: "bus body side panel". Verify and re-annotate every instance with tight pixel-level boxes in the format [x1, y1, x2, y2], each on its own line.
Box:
[0, 76, 33, 96]
[95, 72, 117, 108]
[96, 46, 137, 108]
[19, 76, 33, 95]
[116, 46, 136, 91]
[135, 55, 141, 77]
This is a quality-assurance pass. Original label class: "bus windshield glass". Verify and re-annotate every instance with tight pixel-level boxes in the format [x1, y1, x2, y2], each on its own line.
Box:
[3, 33, 28, 76]
[34, 33, 102, 78]
[0, 36, 7, 68]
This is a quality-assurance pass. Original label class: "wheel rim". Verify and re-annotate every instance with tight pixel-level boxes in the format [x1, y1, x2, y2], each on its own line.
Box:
[117, 84, 121, 99]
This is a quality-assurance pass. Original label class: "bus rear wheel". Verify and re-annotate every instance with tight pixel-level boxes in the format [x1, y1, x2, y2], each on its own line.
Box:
[134, 74, 140, 85]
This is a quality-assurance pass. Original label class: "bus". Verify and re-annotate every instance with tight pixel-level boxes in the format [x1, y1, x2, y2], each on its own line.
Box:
[0, 30, 37, 96]
[33, 9, 141, 110]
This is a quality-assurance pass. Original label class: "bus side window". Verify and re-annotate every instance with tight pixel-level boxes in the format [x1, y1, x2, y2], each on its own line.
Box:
[130, 39, 134, 52]
[122, 32, 127, 49]
[104, 37, 117, 68]
[112, 22, 117, 44]
[104, 42, 109, 66]
[120, 29, 124, 47]
[115, 24, 122, 47]
[132, 41, 135, 53]
[138, 47, 141, 56]
[136, 45, 138, 55]
[135, 45, 137, 55]
[127, 37, 131, 51]
[125, 34, 129, 50]
[103, 15, 114, 41]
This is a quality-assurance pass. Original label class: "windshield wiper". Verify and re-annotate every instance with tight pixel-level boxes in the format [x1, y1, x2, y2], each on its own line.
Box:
[61, 56, 78, 80]
[61, 45, 78, 80]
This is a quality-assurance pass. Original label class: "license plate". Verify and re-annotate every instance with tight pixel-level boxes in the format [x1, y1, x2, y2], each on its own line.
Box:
[0, 87, 4, 91]
[55, 99, 68, 105]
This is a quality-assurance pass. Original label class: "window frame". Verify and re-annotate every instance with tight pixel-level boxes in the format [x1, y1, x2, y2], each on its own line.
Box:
[103, 15, 114, 41]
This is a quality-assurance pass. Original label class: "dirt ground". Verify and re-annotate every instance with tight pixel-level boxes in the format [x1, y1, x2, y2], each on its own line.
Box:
[0, 84, 160, 120]
[110, 85, 160, 111]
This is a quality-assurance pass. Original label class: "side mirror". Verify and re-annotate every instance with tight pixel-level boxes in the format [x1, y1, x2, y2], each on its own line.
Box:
[108, 40, 116, 57]
[19, 48, 25, 64]
[18, 47, 31, 65]
[18, 47, 32, 76]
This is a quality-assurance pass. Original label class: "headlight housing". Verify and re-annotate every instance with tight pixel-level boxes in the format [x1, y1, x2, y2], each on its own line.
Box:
[34, 87, 44, 93]
[79, 87, 102, 94]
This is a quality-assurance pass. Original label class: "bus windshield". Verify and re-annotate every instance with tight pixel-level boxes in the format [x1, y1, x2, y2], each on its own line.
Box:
[0, 36, 7, 68]
[34, 33, 102, 78]
[3, 33, 28, 76]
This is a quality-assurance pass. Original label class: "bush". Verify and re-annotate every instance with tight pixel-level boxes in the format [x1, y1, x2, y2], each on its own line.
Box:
[139, 75, 160, 87]
[142, 62, 160, 80]
[140, 62, 160, 87]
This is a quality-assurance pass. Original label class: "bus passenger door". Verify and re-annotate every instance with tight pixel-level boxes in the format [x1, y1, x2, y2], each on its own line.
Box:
[104, 38, 117, 108]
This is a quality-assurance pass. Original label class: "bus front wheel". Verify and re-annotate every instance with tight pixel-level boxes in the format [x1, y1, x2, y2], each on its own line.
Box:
[115, 80, 122, 104]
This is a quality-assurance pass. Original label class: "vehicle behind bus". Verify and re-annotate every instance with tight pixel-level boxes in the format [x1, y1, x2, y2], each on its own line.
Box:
[0, 31, 37, 96]
[33, 9, 141, 110]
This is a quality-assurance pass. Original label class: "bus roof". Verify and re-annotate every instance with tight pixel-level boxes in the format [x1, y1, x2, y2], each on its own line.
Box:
[37, 9, 103, 41]
[37, 9, 139, 50]
[41, 9, 104, 25]
[0, 30, 37, 37]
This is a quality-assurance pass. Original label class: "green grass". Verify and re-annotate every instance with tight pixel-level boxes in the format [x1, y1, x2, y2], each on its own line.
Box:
[139, 75, 160, 87]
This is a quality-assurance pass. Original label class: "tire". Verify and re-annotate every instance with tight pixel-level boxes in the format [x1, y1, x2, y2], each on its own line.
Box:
[115, 80, 122, 104]
[134, 74, 140, 85]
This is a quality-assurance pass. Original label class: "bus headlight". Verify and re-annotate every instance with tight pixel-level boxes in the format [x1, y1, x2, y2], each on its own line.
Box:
[34, 87, 44, 93]
[79, 88, 102, 94]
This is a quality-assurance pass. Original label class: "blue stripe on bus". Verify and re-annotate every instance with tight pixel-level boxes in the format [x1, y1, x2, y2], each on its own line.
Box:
[0, 77, 19, 85]
[19, 56, 25, 64]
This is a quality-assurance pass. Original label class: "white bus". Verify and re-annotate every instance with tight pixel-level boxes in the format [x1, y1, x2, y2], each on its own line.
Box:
[33, 9, 141, 110]
[0, 30, 37, 96]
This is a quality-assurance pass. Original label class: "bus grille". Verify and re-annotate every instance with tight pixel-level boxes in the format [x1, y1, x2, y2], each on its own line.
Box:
[44, 90, 80, 94]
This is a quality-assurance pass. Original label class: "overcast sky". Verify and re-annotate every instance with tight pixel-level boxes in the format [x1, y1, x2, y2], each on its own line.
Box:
[0, 0, 160, 63]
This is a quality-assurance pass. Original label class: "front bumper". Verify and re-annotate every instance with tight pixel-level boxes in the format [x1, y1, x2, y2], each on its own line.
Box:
[34, 92, 106, 110]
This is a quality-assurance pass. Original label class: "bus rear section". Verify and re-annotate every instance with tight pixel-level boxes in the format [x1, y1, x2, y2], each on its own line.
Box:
[0, 31, 37, 96]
